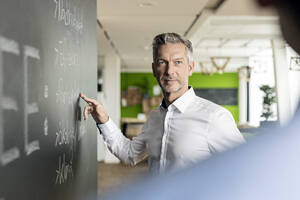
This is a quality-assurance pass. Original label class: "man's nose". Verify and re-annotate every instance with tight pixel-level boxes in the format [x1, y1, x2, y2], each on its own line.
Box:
[166, 62, 175, 75]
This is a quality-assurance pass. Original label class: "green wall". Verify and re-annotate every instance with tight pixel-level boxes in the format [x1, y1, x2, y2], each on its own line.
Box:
[121, 72, 239, 122]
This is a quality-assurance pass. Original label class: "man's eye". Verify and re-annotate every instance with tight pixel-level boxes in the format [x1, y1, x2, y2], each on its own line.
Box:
[158, 61, 166, 65]
[175, 60, 182, 65]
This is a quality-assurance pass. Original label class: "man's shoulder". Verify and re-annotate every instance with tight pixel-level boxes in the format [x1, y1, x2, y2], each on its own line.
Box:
[147, 107, 161, 118]
[192, 95, 226, 114]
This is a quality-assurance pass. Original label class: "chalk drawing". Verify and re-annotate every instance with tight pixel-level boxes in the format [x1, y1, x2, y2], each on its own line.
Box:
[0, 148, 20, 166]
[44, 118, 48, 136]
[0, 36, 20, 55]
[0, 35, 21, 166]
[24, 45, 40, 156]
[2, 96, 18, 111]
[44, 85, 48, 98]
[28, 103, 39, 114]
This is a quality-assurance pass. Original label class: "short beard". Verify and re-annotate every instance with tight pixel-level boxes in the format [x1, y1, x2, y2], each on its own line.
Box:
[161, 82, 183, 95]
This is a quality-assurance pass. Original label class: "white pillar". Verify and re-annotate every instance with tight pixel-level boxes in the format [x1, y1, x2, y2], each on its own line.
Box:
[238, 67, 249, 125]
[272, 39, 292, 126]
[99, 54, 121, 163]
[286, 46, 300, 116]
[103, 54, 121, 127]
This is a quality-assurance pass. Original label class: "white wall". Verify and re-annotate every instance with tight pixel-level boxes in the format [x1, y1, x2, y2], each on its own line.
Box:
[97, 54, 121, 163]
[272, 39, 292, 126]
[249, 52, 276, 127]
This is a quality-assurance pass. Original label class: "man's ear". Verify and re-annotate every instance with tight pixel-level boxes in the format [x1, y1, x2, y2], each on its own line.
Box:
[188, 62, 194, 76]
[256, 0, 275, 7]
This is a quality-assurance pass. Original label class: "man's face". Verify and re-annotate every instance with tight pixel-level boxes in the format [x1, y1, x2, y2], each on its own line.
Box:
[152, 43, 194, 95]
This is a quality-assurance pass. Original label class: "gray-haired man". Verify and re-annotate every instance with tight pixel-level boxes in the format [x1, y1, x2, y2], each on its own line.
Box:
[80, 32, 245, 174]
[103, 1, 300, 199]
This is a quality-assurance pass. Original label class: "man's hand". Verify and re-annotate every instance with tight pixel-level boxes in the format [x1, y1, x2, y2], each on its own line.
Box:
[80, 93, 109, 124]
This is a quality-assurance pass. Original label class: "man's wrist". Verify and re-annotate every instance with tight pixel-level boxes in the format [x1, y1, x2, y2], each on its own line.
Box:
[96, 115, 109, 124]
[97, 118, 118, 134]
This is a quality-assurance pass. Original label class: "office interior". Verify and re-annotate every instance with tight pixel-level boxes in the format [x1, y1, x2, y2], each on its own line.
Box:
[96, 0, 300, 197]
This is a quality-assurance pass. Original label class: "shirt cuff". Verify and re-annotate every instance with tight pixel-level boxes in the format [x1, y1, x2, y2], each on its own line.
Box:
[96, 117, 118, 135]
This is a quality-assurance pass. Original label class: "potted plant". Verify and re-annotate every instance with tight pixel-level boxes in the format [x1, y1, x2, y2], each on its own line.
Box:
[259, 85, 278, 127]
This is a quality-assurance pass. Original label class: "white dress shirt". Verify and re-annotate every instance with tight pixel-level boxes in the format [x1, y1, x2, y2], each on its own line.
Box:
[97, 87, 245, 174]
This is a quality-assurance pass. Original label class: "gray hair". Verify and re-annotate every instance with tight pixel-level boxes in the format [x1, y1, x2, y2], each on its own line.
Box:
[152, 32, 194, 64]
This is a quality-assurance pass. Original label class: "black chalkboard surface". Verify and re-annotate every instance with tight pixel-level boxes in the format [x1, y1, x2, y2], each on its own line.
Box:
[194, 88, 238, 105]
[0, 0, 97, 200]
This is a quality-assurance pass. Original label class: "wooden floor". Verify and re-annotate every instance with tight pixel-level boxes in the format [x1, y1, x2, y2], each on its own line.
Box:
[98, 161, 148, 199]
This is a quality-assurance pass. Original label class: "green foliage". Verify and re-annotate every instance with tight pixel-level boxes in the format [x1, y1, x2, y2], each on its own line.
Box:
[259, 85, 276, 121]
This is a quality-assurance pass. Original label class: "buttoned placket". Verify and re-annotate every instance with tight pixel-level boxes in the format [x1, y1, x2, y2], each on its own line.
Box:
[159, 105, 175, 173]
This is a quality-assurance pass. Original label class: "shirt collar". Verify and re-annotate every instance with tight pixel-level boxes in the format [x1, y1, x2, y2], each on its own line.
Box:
[160, 86, 195, 113]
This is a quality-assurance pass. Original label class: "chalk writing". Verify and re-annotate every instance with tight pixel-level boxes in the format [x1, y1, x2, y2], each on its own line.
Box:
[53, 0, 83, 33]
[56, 78, 79, 105]
[0, 35, 21, 166]
[55, 120, 75, 146]
[44, 118, 48, 136]
[24, 45, 41, 156]
[54, 36, 79, 72]
[52, 21, 83, 183]
[55, 153, 74, 184]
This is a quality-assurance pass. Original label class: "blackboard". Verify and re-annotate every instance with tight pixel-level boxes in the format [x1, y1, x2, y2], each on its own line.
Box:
[0, 0, 97, 200]
[194, 88, 238, 105]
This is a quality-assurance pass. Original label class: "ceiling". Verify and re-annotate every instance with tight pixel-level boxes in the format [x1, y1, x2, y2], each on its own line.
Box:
[97, 0, 282, 73]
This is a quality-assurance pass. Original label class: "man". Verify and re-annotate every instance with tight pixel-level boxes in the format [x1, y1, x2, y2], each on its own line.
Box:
[80, 33, 245, 174]
[103, 0, 300, 200]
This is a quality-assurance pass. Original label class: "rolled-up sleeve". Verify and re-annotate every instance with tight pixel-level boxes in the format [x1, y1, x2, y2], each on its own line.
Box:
[207, 109, 245, 153]
[97, 118, 147, 165]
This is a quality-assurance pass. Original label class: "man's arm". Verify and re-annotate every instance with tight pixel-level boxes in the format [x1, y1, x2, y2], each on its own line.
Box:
[80, 93, 147, 165]
[207, 108, 245, 153]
